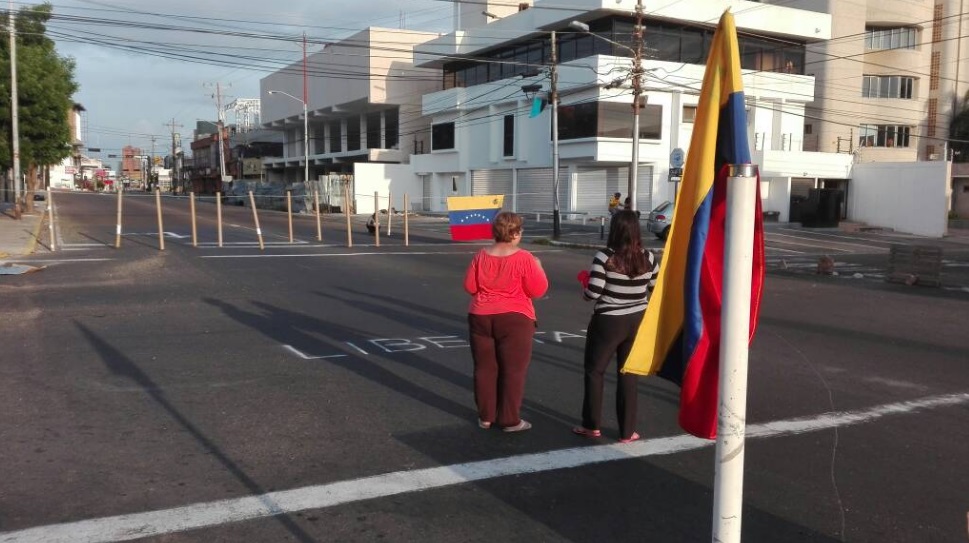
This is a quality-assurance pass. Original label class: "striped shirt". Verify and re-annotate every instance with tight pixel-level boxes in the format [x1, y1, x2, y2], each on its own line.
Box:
[583, 247, 658, 315]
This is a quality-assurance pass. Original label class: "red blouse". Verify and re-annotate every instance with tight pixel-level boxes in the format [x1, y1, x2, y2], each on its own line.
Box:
[463, 248, 549, 321]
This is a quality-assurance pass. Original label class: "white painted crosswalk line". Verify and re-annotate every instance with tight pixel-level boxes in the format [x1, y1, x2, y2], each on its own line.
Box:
[1, 393, 965, 543]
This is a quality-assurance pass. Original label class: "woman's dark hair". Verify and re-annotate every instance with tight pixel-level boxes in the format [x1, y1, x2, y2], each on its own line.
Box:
[605, 210, 648, 276]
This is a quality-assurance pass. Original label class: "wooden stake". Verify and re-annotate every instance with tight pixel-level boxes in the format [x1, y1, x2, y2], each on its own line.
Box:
[386, 191, 392, 236]
[286, 190, 294, 243]
[373, 191, 380, 247]
[404, 193, 409, 247]
[314, 189, 322, 241]
[249, 190, 264, 250]
[114, 188, 122, 249]
[189, 191, 198, 247]
[344, 181, 352, 248]
[48, 188, 56, 252]
[155, 188, 165, 251]
[216, 191, 223, 248]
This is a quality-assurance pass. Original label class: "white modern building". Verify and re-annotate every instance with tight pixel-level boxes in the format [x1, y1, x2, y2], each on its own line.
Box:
[260, 27, 442, 194]
[410, 0, 852, 220]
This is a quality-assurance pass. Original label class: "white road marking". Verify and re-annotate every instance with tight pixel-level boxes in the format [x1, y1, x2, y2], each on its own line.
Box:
[1, 392, 966, 543]
[282, 345, 347, 360]
[777, 228, 892, 246]
[773, 230, 888, 252]
[770, 233, 884, 252]
[3, 258, 115, 263]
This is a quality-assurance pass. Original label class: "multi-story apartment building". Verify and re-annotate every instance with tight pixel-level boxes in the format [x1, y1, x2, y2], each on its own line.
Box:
[120, 145, 143, 183]
[797, 0, 969, 163]
[412, 0, 845, 217]
[260, 27, 442, 184]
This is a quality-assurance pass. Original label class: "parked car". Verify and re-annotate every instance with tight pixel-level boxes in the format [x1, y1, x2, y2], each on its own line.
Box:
[646, 200, 673, 240]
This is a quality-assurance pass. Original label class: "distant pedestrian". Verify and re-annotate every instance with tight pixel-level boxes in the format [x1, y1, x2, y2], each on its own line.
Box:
[464, 211, 548, 432]
[608, 192, 622, 216]
[573, 210, 658, 443]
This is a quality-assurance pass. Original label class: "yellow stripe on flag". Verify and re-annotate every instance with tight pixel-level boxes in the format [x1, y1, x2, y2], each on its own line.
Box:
[446, 195, 504, 212]
[623, 11, 744, 376]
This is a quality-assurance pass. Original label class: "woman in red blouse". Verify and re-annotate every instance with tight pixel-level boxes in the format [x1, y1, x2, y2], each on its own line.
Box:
[463, 211, 548, 432]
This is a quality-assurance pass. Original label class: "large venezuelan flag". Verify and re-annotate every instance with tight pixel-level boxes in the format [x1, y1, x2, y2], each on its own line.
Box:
[446, 195, 505, 241]
[622, 11, 765, 440]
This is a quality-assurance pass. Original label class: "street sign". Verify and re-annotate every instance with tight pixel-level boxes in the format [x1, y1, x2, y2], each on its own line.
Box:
[668, 167, 683, 182]
[670, 147, 685, 168]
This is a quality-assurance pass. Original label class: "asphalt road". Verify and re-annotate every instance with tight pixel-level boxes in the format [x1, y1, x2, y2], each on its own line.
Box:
[1, 190, 967, 542]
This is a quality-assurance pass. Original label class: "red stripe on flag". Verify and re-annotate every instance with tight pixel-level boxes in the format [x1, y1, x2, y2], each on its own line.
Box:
[450, 224, 493, 241]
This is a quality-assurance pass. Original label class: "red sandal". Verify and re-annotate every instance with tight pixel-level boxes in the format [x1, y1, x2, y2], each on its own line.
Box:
[572, 426, 601, 438]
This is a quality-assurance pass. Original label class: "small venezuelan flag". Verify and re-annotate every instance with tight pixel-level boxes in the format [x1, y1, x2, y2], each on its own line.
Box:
[621, 11, 765, 440]
[447, 195, 504, 241]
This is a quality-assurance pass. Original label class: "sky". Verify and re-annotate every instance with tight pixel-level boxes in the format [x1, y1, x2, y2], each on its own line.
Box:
[39, 0, 455, 164]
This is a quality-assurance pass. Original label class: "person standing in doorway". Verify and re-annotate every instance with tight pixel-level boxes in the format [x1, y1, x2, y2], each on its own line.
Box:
[573, 210, 658, 443]
[464, 212, 548, 432]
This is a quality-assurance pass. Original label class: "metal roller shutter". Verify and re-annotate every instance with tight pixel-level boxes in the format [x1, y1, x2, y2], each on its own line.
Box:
[576, 167, 623, 214]
[515, 168, 567, 214]
[471, 169, 513, 203]
[635, 165, 653, 213]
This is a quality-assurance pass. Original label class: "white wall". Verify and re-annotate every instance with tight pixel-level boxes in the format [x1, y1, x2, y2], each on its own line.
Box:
[352, 163, 423, 215]
[849, 161, 951, 237]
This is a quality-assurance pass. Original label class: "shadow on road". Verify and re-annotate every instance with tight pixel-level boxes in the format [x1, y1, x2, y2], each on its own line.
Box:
[74, 322, 316, 543]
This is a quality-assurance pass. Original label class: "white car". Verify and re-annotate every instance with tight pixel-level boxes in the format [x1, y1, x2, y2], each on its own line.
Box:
[646, 201, 673, 240]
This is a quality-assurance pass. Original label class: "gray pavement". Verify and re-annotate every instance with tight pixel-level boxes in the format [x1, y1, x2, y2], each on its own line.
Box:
[0, 201, 45, 259]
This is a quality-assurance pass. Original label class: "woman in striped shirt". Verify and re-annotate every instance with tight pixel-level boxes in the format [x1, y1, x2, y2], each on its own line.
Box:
[573, 210, 658, 443]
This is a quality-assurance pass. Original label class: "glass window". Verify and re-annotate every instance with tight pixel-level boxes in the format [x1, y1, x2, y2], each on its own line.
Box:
[329, 121, 341, 153]
[346, 115, 361, 152]
[503, 115, 515, 157]
[866, 26, 917, 50]
[385, 108, 399, 149]
[683, 105, 697, 123]
[366, 112, 382, 149]
[431, 122, 455, 150]
[858, 124, 911, 147]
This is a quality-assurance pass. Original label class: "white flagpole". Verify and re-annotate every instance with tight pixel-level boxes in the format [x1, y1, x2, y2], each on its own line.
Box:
[712, 163, 758, 543]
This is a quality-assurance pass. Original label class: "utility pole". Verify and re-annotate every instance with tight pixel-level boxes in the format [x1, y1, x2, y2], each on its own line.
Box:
[628, 0, 644, 212]
[550, 31, 561, 240]
[8, 0, 21, 218]
[216, 83, 227, 189]
[164, 118, 183, 193]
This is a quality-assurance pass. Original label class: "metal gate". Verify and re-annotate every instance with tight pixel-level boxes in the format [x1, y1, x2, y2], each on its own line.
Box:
[575, 165, 652, 214]
[516, 168, 568, 214]
[471, 169, 513, 201]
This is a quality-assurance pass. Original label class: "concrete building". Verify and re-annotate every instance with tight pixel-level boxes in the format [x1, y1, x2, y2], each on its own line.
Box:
[794, 0, 969, 163]
[260, 27, 442, 186]
[411, 0, 849, 219]
[120, 145, 144, 184]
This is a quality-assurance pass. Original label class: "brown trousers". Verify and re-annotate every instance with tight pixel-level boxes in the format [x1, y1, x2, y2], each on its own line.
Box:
[468, 312, 536, 428]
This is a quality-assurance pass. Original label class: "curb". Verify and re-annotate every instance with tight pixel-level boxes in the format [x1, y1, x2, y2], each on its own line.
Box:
[23, 209, 46, 256]
[533, 238, 666, 254]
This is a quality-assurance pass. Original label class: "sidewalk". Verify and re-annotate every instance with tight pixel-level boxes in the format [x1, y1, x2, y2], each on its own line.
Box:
[0, 202, 45, 259]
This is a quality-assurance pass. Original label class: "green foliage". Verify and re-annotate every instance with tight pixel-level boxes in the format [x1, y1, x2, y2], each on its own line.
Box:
[0, 2, 77, 170]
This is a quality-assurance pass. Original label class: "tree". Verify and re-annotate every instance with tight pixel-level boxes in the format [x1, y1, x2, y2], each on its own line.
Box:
[0, 3, 78, 213]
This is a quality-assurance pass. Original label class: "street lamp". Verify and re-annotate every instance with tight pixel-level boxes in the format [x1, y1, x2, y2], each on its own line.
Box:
[268, 90, 309, 188]
[522, 30, 561, 240]
[569, 11, 645, 212]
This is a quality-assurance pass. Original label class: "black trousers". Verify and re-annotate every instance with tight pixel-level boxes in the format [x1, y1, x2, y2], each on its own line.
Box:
[581, 311, 644, 439]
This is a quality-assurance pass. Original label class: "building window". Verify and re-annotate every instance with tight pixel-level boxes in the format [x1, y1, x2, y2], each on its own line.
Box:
[804, 124, 813, 135]
[865, 27, 918, 50]
[385, 109, 399, 149]
[503, 115, 515, 157]
[329, 121, 341, 153]
[858, 124, 911, 148]
[431, 122, 456, 150]
[441, 16, 805, 89]
[682, 105, 697, 123]
[558, 101, 663, 140]
[346, 116, 361, 152]
[366, 112, 382, 149]
[861, 75, 915, 98]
